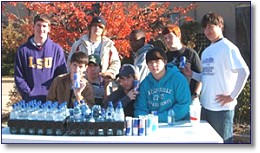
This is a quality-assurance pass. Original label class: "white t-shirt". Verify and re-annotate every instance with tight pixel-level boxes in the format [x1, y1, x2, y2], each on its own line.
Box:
[200, 38, 249, 111]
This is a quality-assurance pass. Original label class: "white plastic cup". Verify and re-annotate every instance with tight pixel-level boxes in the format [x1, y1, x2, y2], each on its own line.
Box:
[189, 104, 201, 126]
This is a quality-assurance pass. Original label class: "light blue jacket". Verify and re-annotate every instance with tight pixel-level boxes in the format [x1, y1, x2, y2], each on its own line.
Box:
[134, 64, 191, 122]
[133, 44, 153, 82]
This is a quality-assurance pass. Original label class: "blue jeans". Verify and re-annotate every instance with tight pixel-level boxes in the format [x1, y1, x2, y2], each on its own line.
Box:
[201, 107, 234, 143]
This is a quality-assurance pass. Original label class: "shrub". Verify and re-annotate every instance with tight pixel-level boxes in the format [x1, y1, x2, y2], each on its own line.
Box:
[2, 63, 14, 76]
[180, 21, 210, 56]
[7, 84, 22, 107]
[234, 79, 251, 125]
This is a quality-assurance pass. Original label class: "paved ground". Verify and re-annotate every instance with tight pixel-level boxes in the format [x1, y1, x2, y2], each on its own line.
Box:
[1, 77, 15, 114]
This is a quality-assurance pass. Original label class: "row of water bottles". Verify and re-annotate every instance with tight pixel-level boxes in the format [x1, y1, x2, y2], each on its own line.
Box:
[69, 100, 125, 123]
[10, 99, 125, 123]
[9, 100, 69, 121]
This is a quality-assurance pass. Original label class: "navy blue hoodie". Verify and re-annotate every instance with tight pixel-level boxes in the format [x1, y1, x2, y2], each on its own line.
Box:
[14, 36, 67, 102]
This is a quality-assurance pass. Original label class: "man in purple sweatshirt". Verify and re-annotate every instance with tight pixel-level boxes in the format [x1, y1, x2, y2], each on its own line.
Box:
[14, 14, 67, 102]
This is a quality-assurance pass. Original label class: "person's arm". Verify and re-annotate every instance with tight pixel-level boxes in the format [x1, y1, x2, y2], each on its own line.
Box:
[172, 74, 192, 121]
[180, 64, 202, 82]
[216, 66, 250, 106]
[135, 52, 149, 82]
[82, 82, 95, 108]
[106, 92, 132, 108]
[120, 89, 139, 108]
[190, 50, 203, 98]
[192, 82, 202, 99]
[53, 46, 68, 77]
[14, 48, 31, 100]
[134, 83, 149, 117]
[192, 71, 202, 82]
[230, 68, 250, 99]
[105, 45, 121, 78]
[46, 76, 59, 102]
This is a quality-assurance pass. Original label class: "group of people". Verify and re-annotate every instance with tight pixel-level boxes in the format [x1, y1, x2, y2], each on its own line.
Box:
[14, 12, 249, 143]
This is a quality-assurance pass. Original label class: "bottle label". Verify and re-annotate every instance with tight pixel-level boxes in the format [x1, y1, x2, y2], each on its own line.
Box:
[179, 56, 186, 68]
[74, 73, 80, 89]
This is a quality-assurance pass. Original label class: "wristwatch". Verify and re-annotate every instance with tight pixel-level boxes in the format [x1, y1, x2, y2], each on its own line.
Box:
[193, 92, 200, 98]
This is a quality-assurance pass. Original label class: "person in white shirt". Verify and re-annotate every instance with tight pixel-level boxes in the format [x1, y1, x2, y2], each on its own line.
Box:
[181, 12, 250, 143]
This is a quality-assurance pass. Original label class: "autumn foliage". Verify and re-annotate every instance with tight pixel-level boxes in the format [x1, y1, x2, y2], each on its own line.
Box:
[2, 2, 197, 58]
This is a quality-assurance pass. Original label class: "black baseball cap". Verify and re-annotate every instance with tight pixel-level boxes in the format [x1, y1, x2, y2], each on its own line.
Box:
[90, 16, 106, 27]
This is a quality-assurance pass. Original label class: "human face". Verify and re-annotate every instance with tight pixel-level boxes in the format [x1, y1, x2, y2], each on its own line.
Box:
[91, 23, 105, 37]
[119, 75, 135, 92]
[163, 32, 180, 49]
[203, 24, 223, 43]
[33, 21, 50, 40]
[129, 33, 144, 53]
[70, 62, 87, 80]
[87, 63, 101, 80]
[147, 59, 166, 76]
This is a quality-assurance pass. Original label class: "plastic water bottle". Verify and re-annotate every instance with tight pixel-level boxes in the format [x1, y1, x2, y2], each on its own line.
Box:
[73, 101, 81, 122]
[45, 105, 54, 121]
[45, 105, 55, 135]
[28, 104, 37, 120]
[37, 104, 46, 120]
[92, 105, 101, 121]
[106, 101, 114, 122]
[100, 108, 106, 122]
[55, 106, 65, 135]
[19, 103, 29, 120]
[27, 103, 37, 134]
[85, 103, 91, 118]
[114, 101, 125, 136]
[60, 101, 69, 117]
[168, 109, 175, 126]
[80, 100, 86, 110]
[36, 104, 46, 135]
[68, 109, 74, 122]
[55, 106, 65, 121]
[10, 103, 19, 120]
[88, 112, 95, 123]
[114, 101, 125, 122]
[151, 111, 158, 132]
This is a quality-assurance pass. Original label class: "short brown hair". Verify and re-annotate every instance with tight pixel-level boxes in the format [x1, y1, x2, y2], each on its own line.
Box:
[33, 14, 51, 25]
[70, 52, 89, 65]
[162, 24, 181, 38]
[201, 12, 224, 29]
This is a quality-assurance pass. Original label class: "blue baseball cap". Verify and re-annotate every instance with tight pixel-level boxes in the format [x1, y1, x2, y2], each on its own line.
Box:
[117, 64, 138, 78]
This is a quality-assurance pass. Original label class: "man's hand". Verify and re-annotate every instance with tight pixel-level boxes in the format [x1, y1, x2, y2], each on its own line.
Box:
[127, 89, 139, 100]
[215, 94, 233, 106]
[180, 62, 192, 78]
[100, 72, 115, 80]
[73, 77, 87, 101]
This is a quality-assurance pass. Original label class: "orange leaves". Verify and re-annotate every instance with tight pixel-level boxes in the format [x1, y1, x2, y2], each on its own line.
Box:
[184, 16, 194, 22]
[3, 2, 197, 58]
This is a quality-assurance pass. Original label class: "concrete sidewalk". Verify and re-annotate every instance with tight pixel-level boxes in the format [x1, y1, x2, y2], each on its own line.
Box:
[1, 77, 15, 114]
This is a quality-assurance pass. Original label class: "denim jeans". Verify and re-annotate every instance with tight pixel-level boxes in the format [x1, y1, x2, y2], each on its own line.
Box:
[201, 107, 234, 143]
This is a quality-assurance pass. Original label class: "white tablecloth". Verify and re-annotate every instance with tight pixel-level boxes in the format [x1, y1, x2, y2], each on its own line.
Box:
[1, 120, 223, 143]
